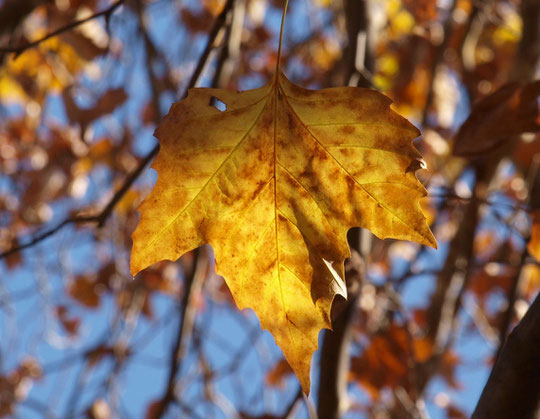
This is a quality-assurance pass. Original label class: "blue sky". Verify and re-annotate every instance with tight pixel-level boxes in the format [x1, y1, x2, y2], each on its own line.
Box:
[0, 1, 509, 417]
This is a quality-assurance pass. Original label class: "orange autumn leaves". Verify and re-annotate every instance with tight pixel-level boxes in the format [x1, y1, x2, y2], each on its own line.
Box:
[450, 80, 540, 264]
[130, 71, 435, 393]
[529, 211, 540, 262]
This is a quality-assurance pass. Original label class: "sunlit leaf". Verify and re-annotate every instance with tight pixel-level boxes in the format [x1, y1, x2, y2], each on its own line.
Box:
[131, 69, 435, 392]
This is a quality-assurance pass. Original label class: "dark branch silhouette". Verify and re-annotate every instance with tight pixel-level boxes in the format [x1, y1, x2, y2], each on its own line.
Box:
[0, 0, 125, 57]
[472, 293, 540, 418]
[0, 0, 236, 261]
[0, 145, 158, 260]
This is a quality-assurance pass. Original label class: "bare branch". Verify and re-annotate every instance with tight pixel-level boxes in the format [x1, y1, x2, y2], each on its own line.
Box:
[186, 0, 236, 90]
[0, 0, 125, 57]
[0, 0, 48, 37]
[343, 0, 374, 87]
[153, 248, 206, 418]
[318, 250, 364, 418]
[318, 4, 372, 415]
[97, 144, 160, 228]
[0, 146, 158, 260]
[0, 215, 98, 260]
[0, 0, 236, 261]
[150, 3, 238, 416]
[472, 293, 540, 419]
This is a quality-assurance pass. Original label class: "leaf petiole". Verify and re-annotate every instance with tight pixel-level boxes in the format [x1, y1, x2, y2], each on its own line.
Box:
[275, 0, 290, 78]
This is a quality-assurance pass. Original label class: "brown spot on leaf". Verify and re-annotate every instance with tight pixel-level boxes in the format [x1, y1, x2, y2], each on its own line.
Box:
[252, 180, 267, 200]
[339, 125, 355, 135]
[132, 69, 436, 396]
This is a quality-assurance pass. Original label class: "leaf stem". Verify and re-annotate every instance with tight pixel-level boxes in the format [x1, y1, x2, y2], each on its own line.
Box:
[275, 0, 289, 77]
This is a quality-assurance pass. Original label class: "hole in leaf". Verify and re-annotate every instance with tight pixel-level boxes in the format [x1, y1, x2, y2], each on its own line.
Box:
[406, 158, 426, 173]
[210, 96, 227, 112]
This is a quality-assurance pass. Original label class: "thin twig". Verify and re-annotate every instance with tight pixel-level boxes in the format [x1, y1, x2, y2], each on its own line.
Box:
[1, 0, 236, 261]
[428, 190, 531, 212]
[494, 157, 539, 359]
[0, 146, 157, 260]
[97, 145, 159, 227]
[135, 0, 165, 126]
[153, 248, 205, 418]
[150, 3, 237, 416]
[0, 0, 125, 57]
[282, 386, 303, 418]
[0, 215, 97, 260]
[186, 0, 236, 90]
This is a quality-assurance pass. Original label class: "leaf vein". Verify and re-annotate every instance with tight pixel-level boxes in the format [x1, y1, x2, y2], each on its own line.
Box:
[138, 97, 270, 255]
[283, 94, 424, 236]
[276, 162, 334, 230]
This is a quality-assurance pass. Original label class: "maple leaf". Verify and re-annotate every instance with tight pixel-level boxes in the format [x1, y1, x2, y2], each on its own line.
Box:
[130, 69, 435, 393]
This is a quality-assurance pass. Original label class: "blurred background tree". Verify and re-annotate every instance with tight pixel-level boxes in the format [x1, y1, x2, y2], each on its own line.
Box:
[0, 0, 538, 417]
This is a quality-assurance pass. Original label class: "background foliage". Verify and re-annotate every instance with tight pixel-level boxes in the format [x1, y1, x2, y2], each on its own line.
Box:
[0, 0, 539, 418]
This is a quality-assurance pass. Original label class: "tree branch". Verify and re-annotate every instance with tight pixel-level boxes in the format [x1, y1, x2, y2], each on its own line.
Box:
[0, 0, 236, 261]
[343, 0, 374, 87]
[0, 0, 48, 37]
[466, 2, 540, 413]
[153, 248, 206, 418]
[0, 215, 97, 260]
[510, 0, 540, 81]
[317, 3, 373, 416]
[494, 161, 538, 358]
[317, 252, 363, 419]
[472, 292, 540, 418]
[0, 146, 158, 260]
[0, 0, 125, 57]
[148, 3, 237, 416]
[420, 0, 457, 126]
[186, 0, 236, 90]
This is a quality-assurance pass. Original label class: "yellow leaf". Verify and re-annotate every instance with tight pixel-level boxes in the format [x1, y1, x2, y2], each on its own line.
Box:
[313, 0, 332, 7]
[130, 71, 435, 393]
[528, 211, 540, 262]
[392, 10, 415, 34]
[521, 264, 540, 298]
[0, 37, 88, 103]
[0, 74, 28, 102]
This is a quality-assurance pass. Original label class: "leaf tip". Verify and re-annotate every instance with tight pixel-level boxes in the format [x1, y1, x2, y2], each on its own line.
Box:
[425, 231, 438, 249]
[299, 375, 311, 396]
[129, 258, 142, 278]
